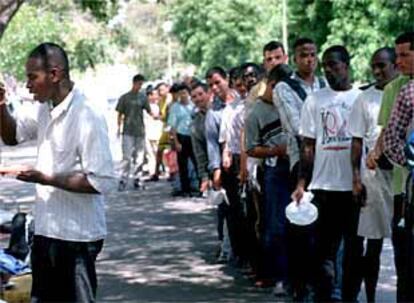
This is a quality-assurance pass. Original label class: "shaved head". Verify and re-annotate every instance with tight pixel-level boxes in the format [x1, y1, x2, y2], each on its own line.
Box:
[28, 42, 70, 77]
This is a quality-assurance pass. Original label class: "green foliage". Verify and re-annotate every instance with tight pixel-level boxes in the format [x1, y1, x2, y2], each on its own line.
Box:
[73, 0, 120, 22]
[0, 1, 125, 80]
[288, 0, 413, 81]
[0, 4, 66, 79]
[170, 0, 282, 75]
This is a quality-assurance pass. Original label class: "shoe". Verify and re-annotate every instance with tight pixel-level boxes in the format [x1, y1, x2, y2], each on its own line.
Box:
[273, 282, 288, 297]
[254, 279, 275, 288]
[133, 179, 143, 189]
[118, 181, 126, 192]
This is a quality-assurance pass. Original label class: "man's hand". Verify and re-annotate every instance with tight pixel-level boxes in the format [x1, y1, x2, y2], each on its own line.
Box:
[200, 179, 209, 193]
[175, 142, 182, 152]
[239, 167, 248, 184]
[366, 150, 379, 170]
[352, 178, 367, 207]
[0, 87, 6, 106]
[292, 181, 305, 204]
[16, 169, 49, 185]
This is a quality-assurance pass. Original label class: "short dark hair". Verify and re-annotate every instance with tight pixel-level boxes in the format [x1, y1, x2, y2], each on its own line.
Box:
[263, 41, 285, 55]
[169, 83, 181, 93]
[240, 62, 264, 77]
[268, 64, 293, 83]
[28, 42, 70, 76]
[323, 45, 351, 66]
[178, 82, 191, 93]
[293, 37, 315, 50]
[205, 66, 227, 80]
[191, 81, 208, 92]
[229, 66, 243, 81]
[373, 47, 397, 64]
[395, 32, 414, 50]
[155, 82, 167, 90]
[133, 74, 145, 83]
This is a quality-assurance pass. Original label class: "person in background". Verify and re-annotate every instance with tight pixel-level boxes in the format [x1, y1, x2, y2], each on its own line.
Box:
[116, 74, 153, 191]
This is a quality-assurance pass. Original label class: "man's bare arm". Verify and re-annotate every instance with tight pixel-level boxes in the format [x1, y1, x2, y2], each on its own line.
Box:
[292, 137, 315, 202]
[0, 90, 18, 145]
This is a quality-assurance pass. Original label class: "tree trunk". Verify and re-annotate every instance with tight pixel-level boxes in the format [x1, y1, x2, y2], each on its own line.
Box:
[0, 0, 25, 40]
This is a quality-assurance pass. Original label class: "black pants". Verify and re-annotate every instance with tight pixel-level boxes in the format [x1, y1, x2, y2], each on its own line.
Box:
[392, 193, 414, 302]
[31, 235, 103, 303]
[221, 154, 248, 261]
[312, 190, 360, 302]
[177, 133, 197, 193]
[353, 237, 383, 302]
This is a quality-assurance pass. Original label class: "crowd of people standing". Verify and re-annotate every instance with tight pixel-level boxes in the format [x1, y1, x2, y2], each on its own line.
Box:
[116, 31, 414, 302]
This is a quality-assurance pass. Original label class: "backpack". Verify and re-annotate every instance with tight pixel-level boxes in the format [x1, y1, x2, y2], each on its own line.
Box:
[280, 76, 326, 102]
[5, 213, 34, 262]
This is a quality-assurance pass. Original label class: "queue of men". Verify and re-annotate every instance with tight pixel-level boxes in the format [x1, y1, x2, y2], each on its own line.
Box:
[114, 31, 414, 302]
[0, 31, 412, 302]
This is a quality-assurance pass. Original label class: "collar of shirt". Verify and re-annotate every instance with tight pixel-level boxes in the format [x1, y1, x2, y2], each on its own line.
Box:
[293, 72, 321, 92]
[48, 87, 76, 121]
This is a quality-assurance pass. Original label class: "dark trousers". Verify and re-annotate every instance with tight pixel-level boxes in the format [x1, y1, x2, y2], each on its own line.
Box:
[31, 235, 103, 303]
[392, 193, 414, 302]
[221, 154, 247, 261]
[176, 133, 197, 193]
[312, 190, 360, 302]
[258, 159, 290, 281]
[353, 237, 383, 302]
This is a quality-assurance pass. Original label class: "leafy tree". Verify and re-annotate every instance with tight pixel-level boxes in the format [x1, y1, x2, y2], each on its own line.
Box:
[288, 0, 413, 81]
[170, 0, 282, 75]
[0, 1, 122, 79]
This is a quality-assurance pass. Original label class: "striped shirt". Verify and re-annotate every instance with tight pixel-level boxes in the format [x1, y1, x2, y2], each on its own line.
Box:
[16, 87, 116, 242]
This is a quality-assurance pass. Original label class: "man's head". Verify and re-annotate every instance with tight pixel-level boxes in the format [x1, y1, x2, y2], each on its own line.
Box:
[177, 83, 191, 104]
[241, 62, 264, 92]
[190, 81, 210, 111]
[322, 45, 351, 89]
[26, 42, 70, 102]
[156, 82, 169, 97]
[229, 66, 247, 98]
[293, 37, 318, 76]
[146, 87, 159, 103]
[395, 32, 414, 76]
[263, 41, 287, 72]
[132, 74, 145, 92]
[169, 83, 181, 102]
[267, 64, 293, 89]
[205, 66, 229, 100]
[371, 47, 398, 89]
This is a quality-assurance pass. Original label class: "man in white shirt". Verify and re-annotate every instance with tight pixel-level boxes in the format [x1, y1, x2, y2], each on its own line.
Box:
[292, 45, 361, 302]
[0, 43, 115, 302]
[349, 47, 398, 302]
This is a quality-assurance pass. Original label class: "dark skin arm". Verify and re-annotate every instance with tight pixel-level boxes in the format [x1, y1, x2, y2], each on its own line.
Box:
[17, 170, 99, 194]
[351, 137, 366, 206]
[292, 137, 315, 203]
[0, 88, 18, 145]
[246, 144, 287, 158]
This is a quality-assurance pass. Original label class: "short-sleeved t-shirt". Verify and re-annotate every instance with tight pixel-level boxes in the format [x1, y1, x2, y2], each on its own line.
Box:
[116, 91, 150, 137]
[245, 99, 287, 167]
[300, 86, 361, 191]
[378, 76, 410, 195]
[349, 86, 383, 150]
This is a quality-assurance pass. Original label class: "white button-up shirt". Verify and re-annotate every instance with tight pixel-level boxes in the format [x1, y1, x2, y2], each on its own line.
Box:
[15, 87, 116, 242]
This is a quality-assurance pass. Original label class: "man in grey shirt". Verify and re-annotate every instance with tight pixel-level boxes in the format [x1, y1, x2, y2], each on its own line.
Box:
[116, 74, 152, 191]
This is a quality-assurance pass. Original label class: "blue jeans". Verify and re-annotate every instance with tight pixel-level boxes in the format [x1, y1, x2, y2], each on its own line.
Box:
[260, 159, 290, 281]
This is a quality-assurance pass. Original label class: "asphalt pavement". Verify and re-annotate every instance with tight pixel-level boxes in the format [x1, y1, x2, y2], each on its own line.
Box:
[0, 139, 397, 302]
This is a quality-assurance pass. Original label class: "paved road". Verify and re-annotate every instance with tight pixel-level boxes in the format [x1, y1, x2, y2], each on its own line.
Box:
[0, 142, 397, 302]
